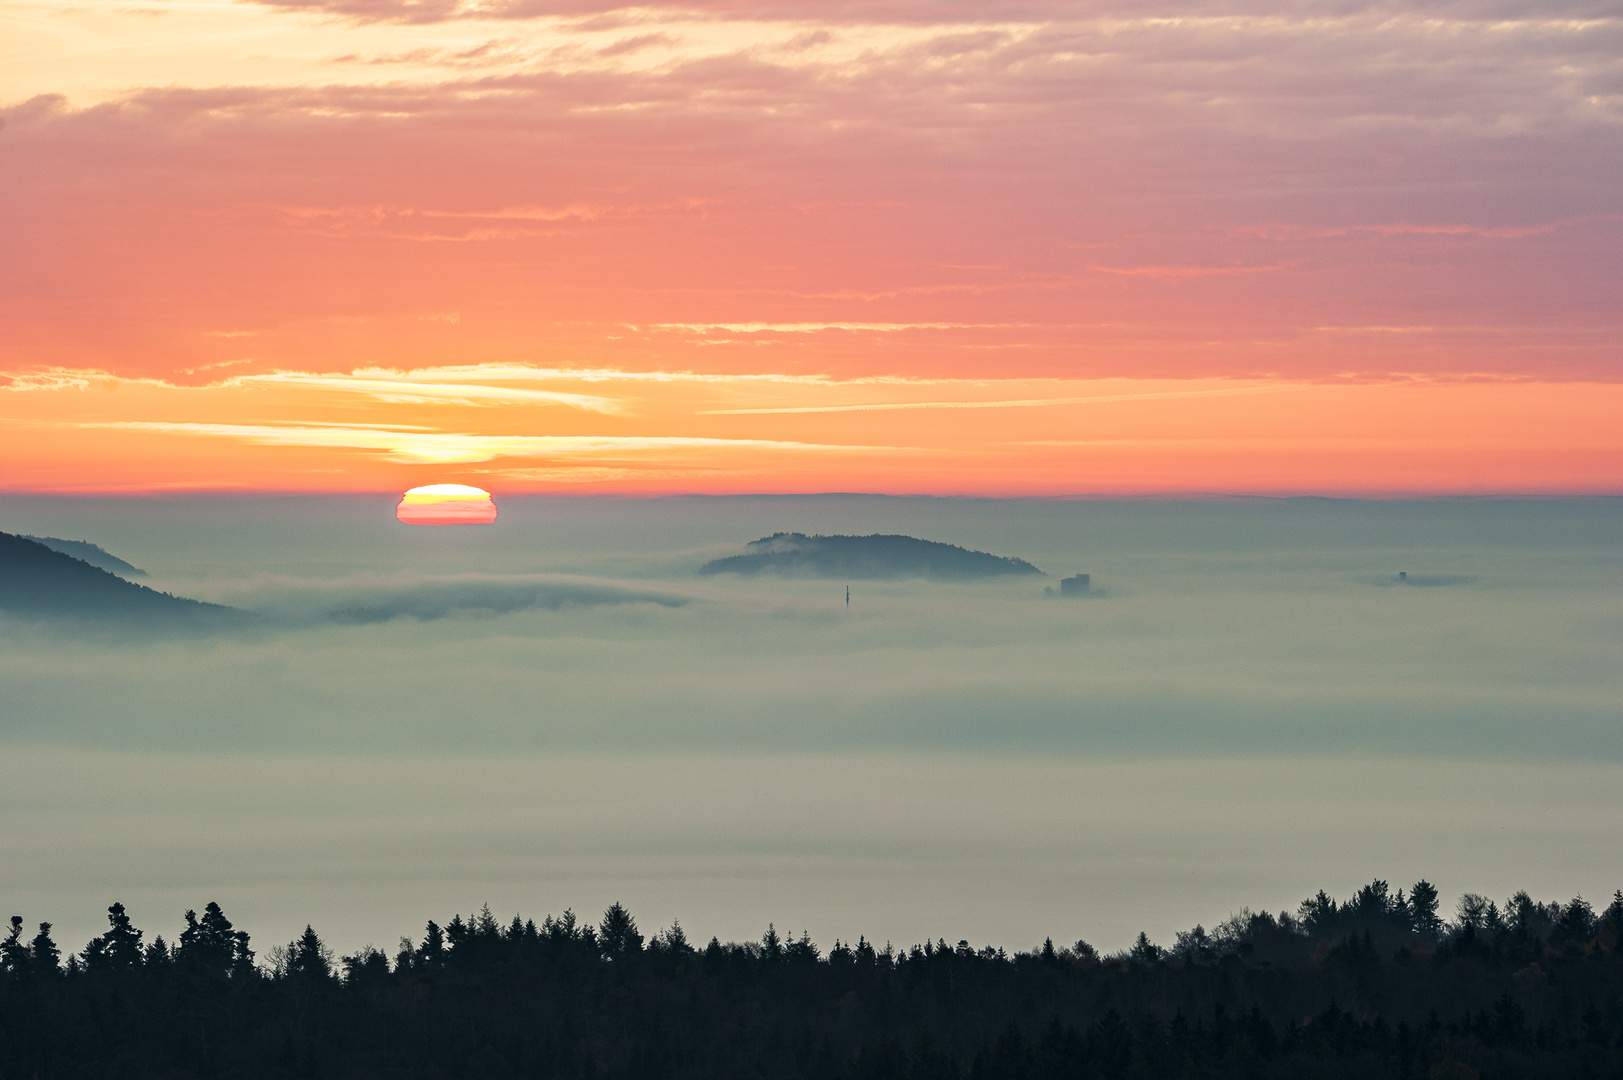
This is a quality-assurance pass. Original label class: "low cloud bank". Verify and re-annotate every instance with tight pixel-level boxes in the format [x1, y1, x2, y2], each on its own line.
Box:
[0, 533, 684, 633]
[322, 579, 689, 624]
[1368, 573, 1480, 588]
[7, 749, 1623, 962]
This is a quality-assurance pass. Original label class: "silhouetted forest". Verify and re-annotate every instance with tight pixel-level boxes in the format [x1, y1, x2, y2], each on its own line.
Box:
[5, 882, 1623, 1078]
[21, 536, 146, 579]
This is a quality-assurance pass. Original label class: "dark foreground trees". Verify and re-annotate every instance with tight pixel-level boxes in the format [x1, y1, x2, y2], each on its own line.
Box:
[5, 882, 1623, 1079]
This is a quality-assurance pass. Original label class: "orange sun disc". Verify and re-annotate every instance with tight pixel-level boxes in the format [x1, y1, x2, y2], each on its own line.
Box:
[396, 484, 498, 525]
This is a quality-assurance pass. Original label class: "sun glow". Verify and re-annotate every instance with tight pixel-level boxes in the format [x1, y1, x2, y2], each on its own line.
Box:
[396, 484, 498, 525]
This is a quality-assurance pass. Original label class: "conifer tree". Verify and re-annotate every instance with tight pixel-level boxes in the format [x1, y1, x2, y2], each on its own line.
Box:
[1602, 891, 1623, 946]
[30, 922, 60, 975]
[444, 914, 468, 952]
[84, 902, 144, 969]
[787, 930, 819, 963]
[598, 903, 643, 959]
[1410, 880, 1444, 942]
[1128, 932, 1163, 964]
[180, 902, 243, 976]
[1, 917, 28, 975]
[760, 923, 783, 962]
[1555, 896, 1596, 944]
[1298, 891, 1338, 937]
[474, 905, 500, 939]
[652, 920, 692, 953]
[287, 926, 333, 981]
[418, 920, 446, 964]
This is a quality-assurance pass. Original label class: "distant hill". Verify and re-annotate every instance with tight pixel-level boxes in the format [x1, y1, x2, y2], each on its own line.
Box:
[0, 532, 241, 626]
[700, 533, 1044, 581]
[24, 535, 146, 578]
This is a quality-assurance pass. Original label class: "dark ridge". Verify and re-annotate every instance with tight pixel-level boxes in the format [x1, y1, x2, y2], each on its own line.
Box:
[699, 532, 1043, 581]
[0, 532, 242, 626]
[23, 535, 147, 578]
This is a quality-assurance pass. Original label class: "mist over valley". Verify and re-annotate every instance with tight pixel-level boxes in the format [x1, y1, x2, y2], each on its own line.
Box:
[2, 494, 1620, 966]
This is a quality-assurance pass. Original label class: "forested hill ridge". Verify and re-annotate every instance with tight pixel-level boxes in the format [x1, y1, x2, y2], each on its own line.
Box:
[0, 531, 239, 625]
[22, 535, 147, 578]
[6, 881, 1623, 1079]
[700, 533, 1044, 580]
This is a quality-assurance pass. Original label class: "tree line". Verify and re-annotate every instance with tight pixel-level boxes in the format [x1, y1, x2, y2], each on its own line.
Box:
[4, 881, 1623, 1078]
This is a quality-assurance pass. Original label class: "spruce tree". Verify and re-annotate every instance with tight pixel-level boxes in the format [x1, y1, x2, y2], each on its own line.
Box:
[417, 920, 446, 964]
[760, 923, 783, 962]
[179, 901, 247, 977]
[1410, 880, 1444, 943]
[90, 902, 144, 969]
[287, 926, 333, 981]
[1, 917, 28, 975]
[598, 903, 643, 959]
[30, 922, 60, 975]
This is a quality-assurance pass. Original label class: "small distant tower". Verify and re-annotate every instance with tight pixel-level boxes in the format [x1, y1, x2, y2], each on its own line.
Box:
[846, 585, 850, 607]
[1059, 573, 1091, 597]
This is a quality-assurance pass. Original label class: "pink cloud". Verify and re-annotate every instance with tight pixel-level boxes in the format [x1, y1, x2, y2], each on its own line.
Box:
[245, 0, 1623, 25]
[1, 3, 1618, 389]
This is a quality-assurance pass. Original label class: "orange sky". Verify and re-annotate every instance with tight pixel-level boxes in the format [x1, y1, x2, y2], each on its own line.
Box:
[1, 0, 1619, 494]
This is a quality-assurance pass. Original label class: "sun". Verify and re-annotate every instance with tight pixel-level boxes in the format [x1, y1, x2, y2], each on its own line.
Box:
[395, 484, 498, 525]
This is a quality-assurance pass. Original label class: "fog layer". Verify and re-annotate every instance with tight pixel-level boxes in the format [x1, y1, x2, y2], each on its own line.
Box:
[0, 495, 1618, 954]
[0, 496, 1617, 757]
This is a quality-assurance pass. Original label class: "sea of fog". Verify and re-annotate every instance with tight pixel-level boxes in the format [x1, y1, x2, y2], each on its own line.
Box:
[1, 495, 1620, 960]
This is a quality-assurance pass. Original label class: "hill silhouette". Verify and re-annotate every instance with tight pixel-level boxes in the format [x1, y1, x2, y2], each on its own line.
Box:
[0, 532, 241, 626]
[700, 533, 1043, 581]
[24, 535, 146, 578]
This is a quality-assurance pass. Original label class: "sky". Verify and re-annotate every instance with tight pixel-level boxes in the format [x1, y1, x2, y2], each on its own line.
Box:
[2, 0, 1621, 493]
[0, 0, 1620, 965]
